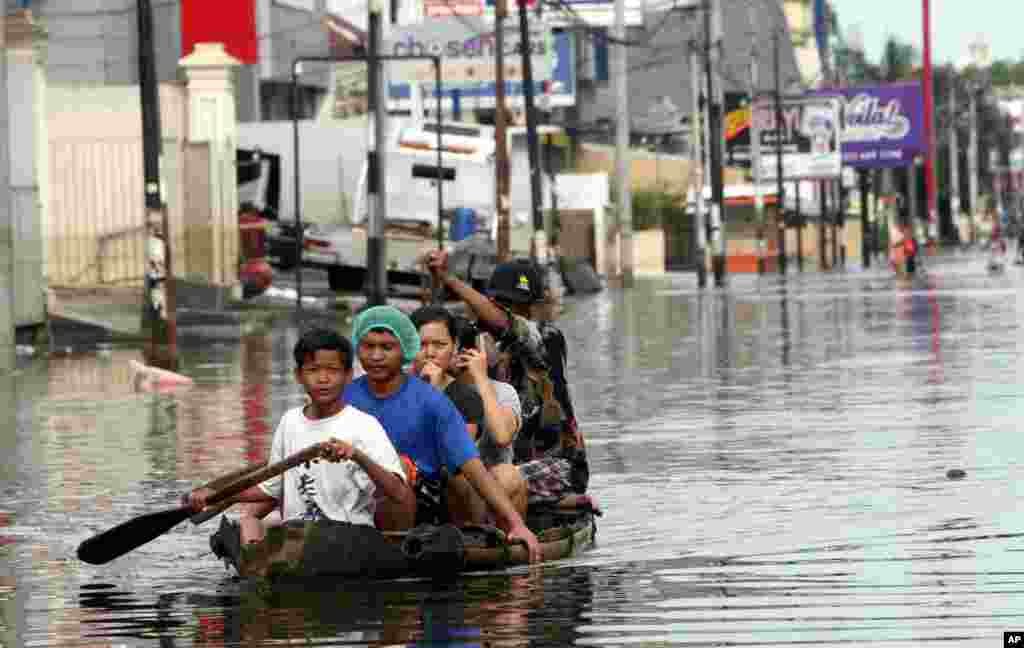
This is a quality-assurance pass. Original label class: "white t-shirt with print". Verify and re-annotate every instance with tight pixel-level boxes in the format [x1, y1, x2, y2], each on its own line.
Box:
[259, 405, 405, 527]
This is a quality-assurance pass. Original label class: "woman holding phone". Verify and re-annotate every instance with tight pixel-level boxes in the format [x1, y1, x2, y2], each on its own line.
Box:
[410, 305, 527, 520]
[409, 306, 485, 442]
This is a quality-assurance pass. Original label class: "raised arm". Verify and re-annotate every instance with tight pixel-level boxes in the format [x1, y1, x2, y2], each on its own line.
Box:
[426, 250, 510, 331]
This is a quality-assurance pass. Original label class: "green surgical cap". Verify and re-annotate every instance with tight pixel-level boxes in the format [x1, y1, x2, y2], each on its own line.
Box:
[351, 305, 421, 365]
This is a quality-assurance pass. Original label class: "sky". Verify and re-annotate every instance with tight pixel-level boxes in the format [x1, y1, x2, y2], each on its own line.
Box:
[832, 0, 1023, 66]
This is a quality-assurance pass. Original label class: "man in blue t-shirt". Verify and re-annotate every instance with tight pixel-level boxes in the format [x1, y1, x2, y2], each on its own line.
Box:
[344, 305, 541, 563]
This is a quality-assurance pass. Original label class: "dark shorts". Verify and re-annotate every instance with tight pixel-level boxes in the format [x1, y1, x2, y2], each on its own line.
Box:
[414, 475, 447, 526]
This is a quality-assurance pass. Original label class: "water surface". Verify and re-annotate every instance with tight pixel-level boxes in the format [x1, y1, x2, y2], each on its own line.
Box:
[3, 252, 1024, 647]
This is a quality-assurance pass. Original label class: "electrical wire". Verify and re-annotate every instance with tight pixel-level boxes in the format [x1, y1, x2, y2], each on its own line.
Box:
[37, 0, 791, 87]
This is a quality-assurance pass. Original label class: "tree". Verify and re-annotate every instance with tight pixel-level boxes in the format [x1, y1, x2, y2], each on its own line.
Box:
[990, 60, 1012, 86]
[879, 37, 918, 82]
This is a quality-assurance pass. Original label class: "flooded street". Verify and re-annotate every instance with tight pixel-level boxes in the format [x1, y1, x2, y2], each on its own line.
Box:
[3, 252, 1024, 647]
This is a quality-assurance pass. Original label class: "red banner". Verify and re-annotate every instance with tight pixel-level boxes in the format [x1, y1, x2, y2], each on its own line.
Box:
[181, 0, 259, 65]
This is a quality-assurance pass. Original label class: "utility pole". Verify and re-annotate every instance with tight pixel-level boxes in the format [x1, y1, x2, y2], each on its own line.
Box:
[690, 48, 707, 288]
[991, 147, 1004, 234]
[137, 0, 176, 367]
[859, 170, 870, 268]
[518, 0, 545, 263]
[921, 0, 938, 240]
[968, 86, 979, 245]
[795, 182, 803, 271]
[748, 5, 764, 276]
[614, 0, 633, 285]
[494, 0, 511, 261]
[546, 134, 558, 254]
[908, 156, 919, 233]
[772, 30, 787, 276]
[833, 179, 842, 267]
[0, 11, 13, 373]
[366, 1, 387, 306]
[818, 181, 827, 269]
[704, 0, 725, 287]
[948, 75, 961, 244]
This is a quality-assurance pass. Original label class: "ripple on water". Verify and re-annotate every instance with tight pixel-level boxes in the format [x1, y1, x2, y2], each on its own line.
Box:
[4, 256, 1024, 646]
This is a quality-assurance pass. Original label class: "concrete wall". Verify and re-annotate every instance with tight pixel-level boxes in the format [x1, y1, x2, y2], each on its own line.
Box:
[45, 82, 189, 285]
[722, 216, 866, 273]
[633, 229, 665, 276]
[32, 0, 181, 85]
[577, 143, 747, 194]
[29, 0, 336, 122]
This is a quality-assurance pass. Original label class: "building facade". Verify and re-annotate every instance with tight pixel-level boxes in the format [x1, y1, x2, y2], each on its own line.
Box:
[14, 0, 338, 122]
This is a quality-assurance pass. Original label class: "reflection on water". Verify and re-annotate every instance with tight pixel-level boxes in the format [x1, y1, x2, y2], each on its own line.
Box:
[3, 255, 1024, 646]
[67, 567, 595, 647]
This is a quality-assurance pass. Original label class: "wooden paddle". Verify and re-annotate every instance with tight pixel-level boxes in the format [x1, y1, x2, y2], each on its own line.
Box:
[196, 461, 268, 493]
[76, 444, 328, 565]
[188, 461, 268, 525]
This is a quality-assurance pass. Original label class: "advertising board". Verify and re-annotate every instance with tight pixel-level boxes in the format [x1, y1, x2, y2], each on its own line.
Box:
[753, 95, 842, 180]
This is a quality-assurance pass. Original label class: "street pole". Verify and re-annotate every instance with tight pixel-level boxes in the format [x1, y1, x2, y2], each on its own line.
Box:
[992, 147, 1004, 234]
[137, 0, 176, 367]
[704, 0, 725, 287]
[518, 0, 545, 264]
[494, 0, 511, 262]
[772, 30, 787, 276]
[834, 179, 842, 267]
[545, 134, 558, 254]
[795, 181, 803, 271]
[702, 78, 712, 257]
[949, 76, 961, 243]
[614, 0, 632, 285]
[968, 87, 979, 245]
[921, 0, 938, 240]
[818, 181, 827, 269]
[366, 2, 387, 306]
[0, 11, 12, 373]
[690, 48, 707, 288]
[859, 170, 870, 268]
[908, 156, 919, 233]
[748, 6, 764, 276]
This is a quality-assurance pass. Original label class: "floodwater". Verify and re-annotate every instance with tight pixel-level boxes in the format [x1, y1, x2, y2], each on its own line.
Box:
[3, 251, 1024, 647]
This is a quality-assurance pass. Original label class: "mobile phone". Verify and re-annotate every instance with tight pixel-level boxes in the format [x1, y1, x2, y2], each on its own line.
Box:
[458, 323, 479, 350]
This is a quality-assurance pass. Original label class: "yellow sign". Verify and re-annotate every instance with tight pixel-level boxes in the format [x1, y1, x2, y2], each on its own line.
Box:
[724, 106, 751, 141]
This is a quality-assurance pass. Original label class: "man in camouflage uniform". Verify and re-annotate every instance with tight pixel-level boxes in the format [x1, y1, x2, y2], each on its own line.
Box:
[426, 252, 591, 509]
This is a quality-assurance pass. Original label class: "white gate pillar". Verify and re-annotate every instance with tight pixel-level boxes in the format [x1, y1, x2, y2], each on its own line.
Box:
[179, 42, 241, 289]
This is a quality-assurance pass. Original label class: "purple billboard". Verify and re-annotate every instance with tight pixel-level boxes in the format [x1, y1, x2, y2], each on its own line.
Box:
[816, 82, 925, 169]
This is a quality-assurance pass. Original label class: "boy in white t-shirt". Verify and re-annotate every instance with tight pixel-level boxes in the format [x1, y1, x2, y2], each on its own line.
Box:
[187, 328, 415, 544]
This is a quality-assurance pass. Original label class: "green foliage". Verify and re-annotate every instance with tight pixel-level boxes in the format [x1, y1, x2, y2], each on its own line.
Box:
[986, 58, 1024, 86]
[879, 37, 919, 81]
[631, 187, 687, 231]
